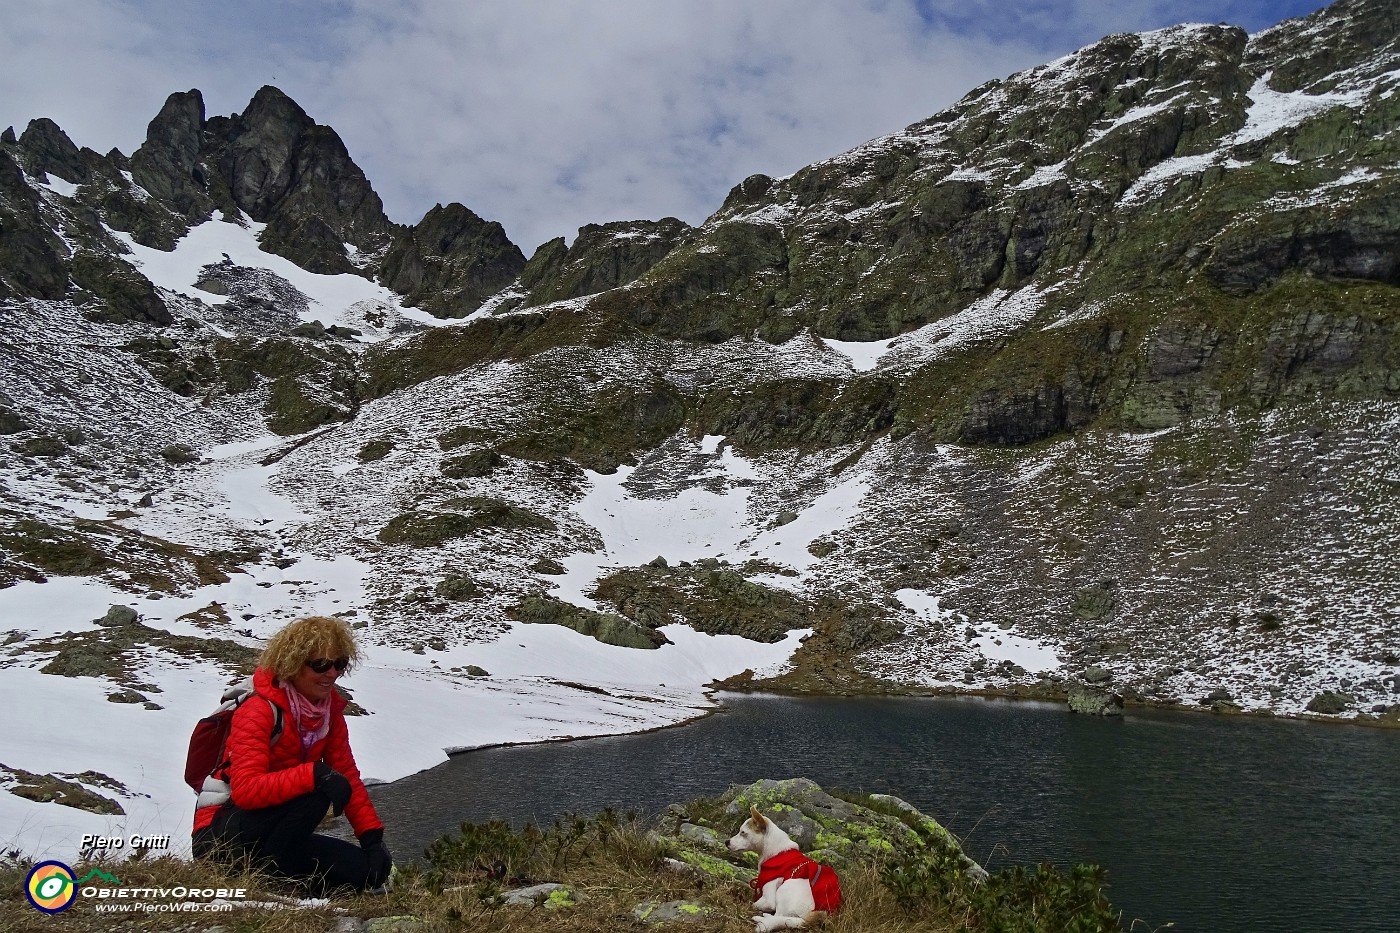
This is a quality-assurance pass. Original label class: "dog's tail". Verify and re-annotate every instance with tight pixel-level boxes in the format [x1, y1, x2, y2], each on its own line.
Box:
[802, 910, 828, 926]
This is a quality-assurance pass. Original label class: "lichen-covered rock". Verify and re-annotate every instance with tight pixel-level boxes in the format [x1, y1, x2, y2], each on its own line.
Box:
[512, 594, 665, 650]
[500, 882, 581, 908]
[654, 777, 987, 886]
[1068, 685, 1125, 716]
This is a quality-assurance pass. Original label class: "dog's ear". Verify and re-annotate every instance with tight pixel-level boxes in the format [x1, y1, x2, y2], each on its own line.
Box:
[749, 806, 768, 829]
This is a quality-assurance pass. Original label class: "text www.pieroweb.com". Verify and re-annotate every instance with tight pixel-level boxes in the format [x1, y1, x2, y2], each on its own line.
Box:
[94, 901, 234, 913]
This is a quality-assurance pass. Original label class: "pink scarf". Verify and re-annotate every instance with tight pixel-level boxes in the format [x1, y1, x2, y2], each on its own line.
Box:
[285, 685, 332, 757]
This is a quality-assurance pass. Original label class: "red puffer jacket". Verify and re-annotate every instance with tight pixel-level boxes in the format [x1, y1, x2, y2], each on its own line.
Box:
[191, 668, 383, 838]
[751, 849, 842, 913]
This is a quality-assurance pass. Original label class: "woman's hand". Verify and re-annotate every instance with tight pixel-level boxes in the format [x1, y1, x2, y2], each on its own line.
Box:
[313, 762, 352, 816]
[359, 828, 393, 887]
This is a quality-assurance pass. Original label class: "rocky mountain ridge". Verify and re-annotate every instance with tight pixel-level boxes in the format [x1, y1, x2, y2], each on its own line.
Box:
[1, 0, 1397, 725]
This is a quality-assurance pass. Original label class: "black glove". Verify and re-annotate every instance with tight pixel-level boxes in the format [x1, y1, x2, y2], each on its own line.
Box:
[359, 828, 393, 888]
[313, 762, 352, 817]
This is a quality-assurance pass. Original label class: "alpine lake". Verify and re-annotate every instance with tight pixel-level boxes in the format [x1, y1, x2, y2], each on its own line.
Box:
[367, 693, 1400, 933]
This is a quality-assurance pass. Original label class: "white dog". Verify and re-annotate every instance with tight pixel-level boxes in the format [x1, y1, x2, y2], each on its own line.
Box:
[727, 806, 842, 931]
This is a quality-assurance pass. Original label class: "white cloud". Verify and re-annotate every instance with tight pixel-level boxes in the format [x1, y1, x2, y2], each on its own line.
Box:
[0, 0, 1326, 253]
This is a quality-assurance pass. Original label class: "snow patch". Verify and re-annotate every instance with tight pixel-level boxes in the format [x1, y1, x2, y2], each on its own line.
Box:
[822, 335, 897, 372]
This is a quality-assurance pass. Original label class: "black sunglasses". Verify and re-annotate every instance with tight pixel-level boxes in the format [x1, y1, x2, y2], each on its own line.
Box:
[306, 656, 350, 674]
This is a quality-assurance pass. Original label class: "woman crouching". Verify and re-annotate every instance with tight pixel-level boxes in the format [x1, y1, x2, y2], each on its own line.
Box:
[192, 615, 392, 893]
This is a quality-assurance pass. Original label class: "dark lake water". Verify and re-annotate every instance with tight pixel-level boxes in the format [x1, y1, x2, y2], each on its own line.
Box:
[367, 693, 1400, 933]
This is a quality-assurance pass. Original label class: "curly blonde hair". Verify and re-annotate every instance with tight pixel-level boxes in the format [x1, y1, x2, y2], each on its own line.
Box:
[258, 615, 361, 681]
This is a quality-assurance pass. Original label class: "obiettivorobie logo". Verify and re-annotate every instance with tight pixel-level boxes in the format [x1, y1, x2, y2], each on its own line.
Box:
[23, 860, 245, 915]
[24, 861, 112, 913]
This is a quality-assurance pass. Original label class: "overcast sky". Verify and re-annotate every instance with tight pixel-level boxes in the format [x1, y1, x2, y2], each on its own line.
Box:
[2, 0, 1327, 253]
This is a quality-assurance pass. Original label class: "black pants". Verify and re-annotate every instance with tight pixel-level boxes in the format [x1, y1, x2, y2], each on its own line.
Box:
[193, 792, 386, 893]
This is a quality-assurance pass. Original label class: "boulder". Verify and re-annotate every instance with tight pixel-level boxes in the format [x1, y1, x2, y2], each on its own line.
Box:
[654, 777, 987, 885]
[1083, 665, 1113, 684]
[1305, 691, 1353, 715]
[1067, 685, 1124, 716]
[98, 605, 139, 627]
[500, 883, 581, 908]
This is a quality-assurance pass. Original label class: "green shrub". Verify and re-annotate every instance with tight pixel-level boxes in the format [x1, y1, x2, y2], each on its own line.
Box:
[882, 824, 1122, 931]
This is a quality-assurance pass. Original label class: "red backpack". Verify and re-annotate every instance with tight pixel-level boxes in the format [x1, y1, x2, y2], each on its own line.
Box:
[185, 678, 283, 795]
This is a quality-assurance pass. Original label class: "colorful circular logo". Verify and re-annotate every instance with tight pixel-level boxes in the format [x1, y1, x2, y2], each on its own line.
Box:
[25, 861, 77, 913]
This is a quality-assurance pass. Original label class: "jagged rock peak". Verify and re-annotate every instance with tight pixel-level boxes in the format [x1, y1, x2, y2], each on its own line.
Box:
[515, 216, 694, 308]
[210, 84, 395, 273]
[16, 117, 88, 184]
[130, 89, 210, 216]
[378, 201, 526, 317]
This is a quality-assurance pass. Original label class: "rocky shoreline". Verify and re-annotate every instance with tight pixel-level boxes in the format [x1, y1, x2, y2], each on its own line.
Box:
[711, 671, 1400, 729]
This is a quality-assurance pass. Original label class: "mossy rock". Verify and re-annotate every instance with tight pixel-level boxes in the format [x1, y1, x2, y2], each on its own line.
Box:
[264, 375, 348, 436]
[435, 575, 479, 601]
[18, 435, 68, 457]
[1306, 691, 1354, 714]
[632, 900, 716, 924]
[1071, 583, 1115, 621]
[0, 407, 29, 434]
[654, 777, 987, 884]
[377, 511, 479, 547]
[593, 565, 801, 642]
[0, 763, 124, 814]
[437, 425, 496, 451]
[512, 594, 665, 649]
[439, 496, 557, 532]
[357, 439, 395, 462]
[22, 614, 257, 684]
[378, 498, 555, 547]
[69, 249, 170, 325]
[441, 448, 503, 478]
[160, 443, 199, 464]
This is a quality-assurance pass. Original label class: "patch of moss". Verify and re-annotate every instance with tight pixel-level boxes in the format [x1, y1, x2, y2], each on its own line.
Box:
[438, 425, 496, 451]
[438, 496, 557, 532]
[0, 519, 113, 575]
[441, 449, 503, 478]
[160, 443, 198, 464]
[1, 764, 124, 814]
[593, 565, 803, 642]
[357, 439, 395, 462]
[17, 435, 68, 457]
[22, 612, 257, 686]
[377, 511, 479, 547]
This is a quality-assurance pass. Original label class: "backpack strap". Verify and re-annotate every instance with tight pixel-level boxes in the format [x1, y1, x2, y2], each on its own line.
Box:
[267, 695, 284, 746]
[215, 694, 284, 778]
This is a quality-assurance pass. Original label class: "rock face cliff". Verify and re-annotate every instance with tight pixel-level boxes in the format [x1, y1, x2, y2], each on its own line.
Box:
[1, 0, 1396, 722]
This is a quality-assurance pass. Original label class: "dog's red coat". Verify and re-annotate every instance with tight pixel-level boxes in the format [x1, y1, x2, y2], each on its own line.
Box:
[750, 849, 843, 912]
